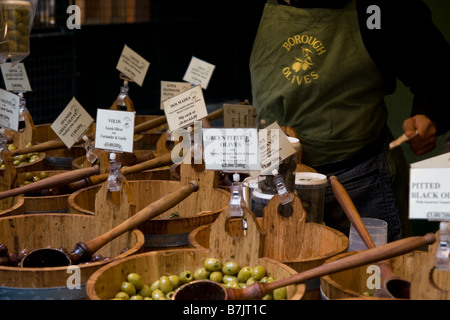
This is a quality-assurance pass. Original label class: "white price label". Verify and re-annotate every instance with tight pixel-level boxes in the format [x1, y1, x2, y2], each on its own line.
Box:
[0, 89, 20, 131]
[95, 109, 135, 153]
[116, 45, 150, 87]
[183, 56, 215, 90]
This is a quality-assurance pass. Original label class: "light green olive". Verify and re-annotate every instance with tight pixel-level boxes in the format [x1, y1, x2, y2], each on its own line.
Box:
[251, 265, 266, 281]
[204, 257, 222, 272]
[179, 270, 193, 284]
[237, 266, 252, 283]
[194, 267, 210, 280]
[159, 275, 174, 294]
[222, 261, 240, 276]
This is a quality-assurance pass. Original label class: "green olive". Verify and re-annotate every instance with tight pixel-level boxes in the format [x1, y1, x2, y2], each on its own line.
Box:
[237, 266, 252, 283]
[151, 289, 165, 300]
[223, 275, 238, 284]
[150, 279, 159, 292]
[138, 284, 152, 298]
[166, 291, 175, 299]
[273, 287, 287, 300]
[159, 275, 174, 294]
[194, 267, 210, 280]
[246, 277, 256, 286]
[179, 270, 193, 284]
[209, 271, 223, 283]
[222, 261, 240, 276]
[262, 292, 273, 300]
[120, 281, 136, 297]
[204, 257, 222, 272]
[24, 172, 34, 181]
[225, 281, 240, 289]
[114, 291, 130, 300]
[127, 273, 144, 291]
[39, 171, 48, 179]
[130, 295, 144, 300]
[251, 265, 266, 281]
[169, 275, 180, 289]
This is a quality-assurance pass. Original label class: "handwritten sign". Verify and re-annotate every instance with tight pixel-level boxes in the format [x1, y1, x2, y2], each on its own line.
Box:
[0, 89, 20, 131]
[95, 109, 135, 153]
[162, 85, 208, 131]
[183, 56, 215, 90]
[116, 45, 150, 87]
[203, 128, 261, 171]
[51, 98, 94, 149]
[0, 63, 32, 92]
[160, 81, 192, 110]
[223, 104, 257, 128]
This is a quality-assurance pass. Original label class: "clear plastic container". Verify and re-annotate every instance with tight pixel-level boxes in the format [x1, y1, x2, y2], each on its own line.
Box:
[348, 218, 388, 252]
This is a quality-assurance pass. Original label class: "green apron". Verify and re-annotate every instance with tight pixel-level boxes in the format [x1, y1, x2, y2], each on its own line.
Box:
[250, 0, 413, 238]
[250, 0, 387, 166]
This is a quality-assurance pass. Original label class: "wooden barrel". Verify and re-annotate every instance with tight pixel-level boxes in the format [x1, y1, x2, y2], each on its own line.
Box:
[0, 195, 25, 217]
[86, 248, 305, 300]
[68, 180, 230, 251]
[320, 250, 428, 300]
[0, 213, 144, 300]
[189, 219, 348, 300]
[2, 152, 46, 173]
[15, 170, 74, 213]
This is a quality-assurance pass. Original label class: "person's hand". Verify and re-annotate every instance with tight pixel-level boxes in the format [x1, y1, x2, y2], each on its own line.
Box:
[402, 115, 437, 156]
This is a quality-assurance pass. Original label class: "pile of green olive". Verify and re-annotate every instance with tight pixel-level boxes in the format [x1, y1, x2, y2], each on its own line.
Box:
[0, 2, 31, 54]
[19, 171, 48, 186]
[112, 257, 288, 300]
[0, 143, 39, 169]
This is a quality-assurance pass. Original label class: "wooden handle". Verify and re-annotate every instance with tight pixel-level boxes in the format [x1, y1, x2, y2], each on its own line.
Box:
[228, 233, 436, 300]
[133, 116, 167, 135]
[68, 152, 174, 191]
[329, 175, 376, 249]
[83, 181, 199, 254]
[10, 140, 68, 156]
[0, 165, 100, 200]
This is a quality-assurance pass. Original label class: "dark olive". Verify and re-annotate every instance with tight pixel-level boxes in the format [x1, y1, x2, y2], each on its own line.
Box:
[7, 252, 19, 267]
[17, 248, 31, 261]
[59, 247, 68, 254]
[0, 244, 8, 257]
[0, 256, 8, 266]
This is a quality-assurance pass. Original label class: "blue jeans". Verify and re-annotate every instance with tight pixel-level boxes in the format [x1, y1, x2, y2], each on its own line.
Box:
[322, 153, 402, 242]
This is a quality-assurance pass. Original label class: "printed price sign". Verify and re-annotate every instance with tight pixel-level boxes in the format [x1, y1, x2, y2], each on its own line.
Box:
[163, 85, 208, 131]
[51, 97, 94, 149]
[410, 153, 450, 221]
[0, 63, 32, 92]
[116, 45, 150, 87]
[95, 109, 135, 153]
[183, 56, 215, 90]
[0, 89, 20, 131]
[203, 128, 261, 171]
[160, 81, 192, 110]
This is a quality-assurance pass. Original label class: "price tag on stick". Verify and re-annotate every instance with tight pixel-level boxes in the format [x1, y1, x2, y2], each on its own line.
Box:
[0, 89, 20, 131]
[51, 97, 94, 149]
[0, 63, 32, 92]
[116, 45, 150, 87]
[95, 109, 135, 153]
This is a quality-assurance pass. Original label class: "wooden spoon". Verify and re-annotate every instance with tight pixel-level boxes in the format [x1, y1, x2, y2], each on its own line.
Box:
[0, 165, 100, 200]
[173, 233, 436, 300]
[329, 175, 412, 299]
[21, 181, 199, 267]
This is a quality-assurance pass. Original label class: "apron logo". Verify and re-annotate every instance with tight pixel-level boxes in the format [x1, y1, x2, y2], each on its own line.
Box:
[282, 35, 325, 86]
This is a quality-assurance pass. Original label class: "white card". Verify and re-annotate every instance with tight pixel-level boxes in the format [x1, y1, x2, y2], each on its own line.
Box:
[162, 85, 208, 131]
[95, 109, 135, 153]
[203, 128, 261, 171]
[409, 152, 450, 221]
[50, 97, 94, 149]
[116, 45, 150, 87]
[160, 81, 192, 110]
[182, 56, 215, 90]
[258, 122, 296, 175]
[223, 104, 257, 128]
[0, 89, 20, 131]
[0, 63, 32, 92]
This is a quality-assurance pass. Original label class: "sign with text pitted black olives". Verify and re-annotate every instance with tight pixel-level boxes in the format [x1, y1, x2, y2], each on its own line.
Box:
[410, 153, 450, 221]
[51, 97, 94, 149]
[95, 109, 135, 153]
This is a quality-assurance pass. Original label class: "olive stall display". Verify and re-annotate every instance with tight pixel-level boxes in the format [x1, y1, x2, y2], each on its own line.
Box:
[111, 258, 288, 300]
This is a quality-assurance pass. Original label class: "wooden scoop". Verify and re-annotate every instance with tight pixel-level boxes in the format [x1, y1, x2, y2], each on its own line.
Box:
[173, 233, 436, 300]
[10, 139, 71, 157]
[21, 181, 199, 268]
[329, 175, 412, 299]
[0, 165, 100, 200]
